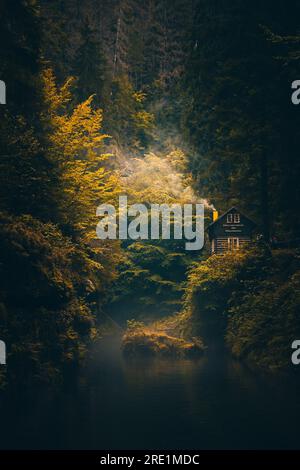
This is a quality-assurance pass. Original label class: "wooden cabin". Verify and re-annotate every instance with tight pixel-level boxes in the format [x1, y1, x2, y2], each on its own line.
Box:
[207, 207, 256, 254]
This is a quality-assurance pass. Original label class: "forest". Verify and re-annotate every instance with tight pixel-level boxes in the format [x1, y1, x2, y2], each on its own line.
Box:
[0, 0, 300, 391]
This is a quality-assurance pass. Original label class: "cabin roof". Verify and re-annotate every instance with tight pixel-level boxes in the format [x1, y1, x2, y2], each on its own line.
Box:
[206, 206, 256, 232]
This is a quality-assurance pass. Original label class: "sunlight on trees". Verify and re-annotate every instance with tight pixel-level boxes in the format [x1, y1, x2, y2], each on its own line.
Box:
[41, 68, 120, 239]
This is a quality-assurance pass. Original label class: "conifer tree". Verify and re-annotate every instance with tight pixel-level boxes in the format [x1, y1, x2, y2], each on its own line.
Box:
[73, 21, 107, 106]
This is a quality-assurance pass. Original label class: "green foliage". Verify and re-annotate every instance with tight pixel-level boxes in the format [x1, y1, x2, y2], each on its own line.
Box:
[108, 148, 202, 323]
[0, 6, 121, 386]
[2, 0, 299, 385]
[109, 242, 188, 322]
[105, 74, 155, 151]
[73, 21, 107, 106]
[126, 319, 146, 332]
[182, 0, 300, 239]
[227, 250, 300, 370]
[0, 0, 41, 115]
[183, 250, 250, 341]
[0, 212, 100, 383]
[184, 245, 300, 371]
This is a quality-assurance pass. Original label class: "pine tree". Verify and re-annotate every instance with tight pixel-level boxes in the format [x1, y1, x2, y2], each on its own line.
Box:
[182, 0, 300, 239]
[73, 21, 107, 106]
[0, 0, 60, 221]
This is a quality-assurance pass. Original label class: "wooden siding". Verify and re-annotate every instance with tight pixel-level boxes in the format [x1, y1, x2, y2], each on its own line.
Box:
[212, 236, 251, 254]
[208, 207, 256, 241]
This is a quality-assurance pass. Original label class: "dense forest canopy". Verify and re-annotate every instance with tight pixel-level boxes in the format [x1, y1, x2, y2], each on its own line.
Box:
[36, 0, 300, 238]
[0, 0, 300, 384]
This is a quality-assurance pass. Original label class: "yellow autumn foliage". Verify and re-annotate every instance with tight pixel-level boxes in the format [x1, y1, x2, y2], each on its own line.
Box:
[41, 68, 120, 239]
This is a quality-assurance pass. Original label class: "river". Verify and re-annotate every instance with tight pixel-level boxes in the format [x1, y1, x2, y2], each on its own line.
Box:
[0, 335, 300, 449]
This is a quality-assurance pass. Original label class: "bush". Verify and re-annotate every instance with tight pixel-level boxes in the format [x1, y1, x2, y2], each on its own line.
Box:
[0, 212, 99, 384]
[183, 244, 300, 371]
[183, 249, 251, 341]
[227, 250, 300, 370]
[122, 321, 204, 358]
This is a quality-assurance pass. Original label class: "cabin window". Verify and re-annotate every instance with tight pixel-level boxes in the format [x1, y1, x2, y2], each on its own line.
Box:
[233, 213, 240, 223]
[227, 213, 240, 223]
[228, 237, 239, 250]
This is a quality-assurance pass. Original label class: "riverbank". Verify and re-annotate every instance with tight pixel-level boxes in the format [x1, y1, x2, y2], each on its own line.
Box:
[182, 245, 300, 372]
[122, 321, 204, 358]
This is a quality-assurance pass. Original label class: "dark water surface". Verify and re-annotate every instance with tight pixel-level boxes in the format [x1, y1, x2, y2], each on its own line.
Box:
[0, 335, 300, 449]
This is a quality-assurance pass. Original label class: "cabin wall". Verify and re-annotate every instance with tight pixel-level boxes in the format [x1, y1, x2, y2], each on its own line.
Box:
[211, 236, 251, 254]
[209, 217, 254, 239]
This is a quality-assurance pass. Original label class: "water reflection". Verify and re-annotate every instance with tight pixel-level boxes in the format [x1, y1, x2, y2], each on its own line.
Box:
[0, 336, 299, 449]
